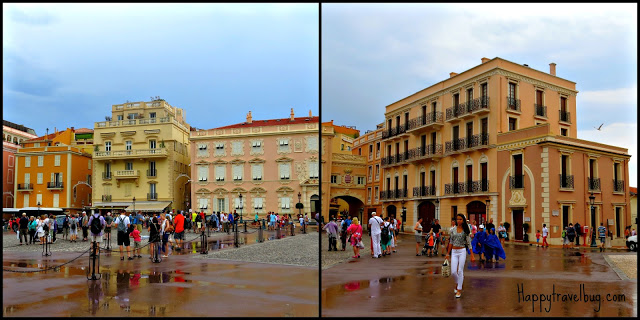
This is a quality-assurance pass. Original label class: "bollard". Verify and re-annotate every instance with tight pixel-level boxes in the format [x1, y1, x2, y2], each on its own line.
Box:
[261, 219, 266, 230]
[200, 230, 208, 254]
[42, 231, 52, 256]
[105, 231, 111, 250]
[152, 242, 162, 263]
[234, 222, 239, 248]
[303, 222, 307, 234]
[258, 223, 264, 243]
[87, 241, 102, 280]
[227, 222, 231, 235]
[291, 222, 295, 236]
[243, 221, 247, 233]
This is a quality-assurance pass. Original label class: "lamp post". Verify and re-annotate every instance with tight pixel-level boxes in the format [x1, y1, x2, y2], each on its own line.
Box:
[133, 197, 136, 214]
[589, 192, 597, 248]
[297, 192, 302, 218]
[485, 198, 490, 225]
[401, 199, 406, 232]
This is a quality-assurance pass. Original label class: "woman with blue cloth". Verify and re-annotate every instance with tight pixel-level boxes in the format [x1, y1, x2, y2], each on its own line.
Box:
[484, 227, 506, 263]
[471, 224, 488, 262]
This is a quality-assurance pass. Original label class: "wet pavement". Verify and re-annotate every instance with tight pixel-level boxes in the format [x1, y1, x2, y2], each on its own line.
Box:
[3, 228, 318, 317]
[321, 234, 637, 317]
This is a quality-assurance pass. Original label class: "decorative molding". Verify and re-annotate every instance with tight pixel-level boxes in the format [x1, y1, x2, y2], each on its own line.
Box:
[497, 138, 546, 151]
[232, 129, 241, 134]
[195, 188, 212, 194]
[279, 125, 289, 131]
[249, 139, 264, 156]
[230, 140, 245, 156]
[509, 189, 526, 207]
[294, 139, 303, 153]
[251, 127, 261, 133]
[306, 123, 317, 130]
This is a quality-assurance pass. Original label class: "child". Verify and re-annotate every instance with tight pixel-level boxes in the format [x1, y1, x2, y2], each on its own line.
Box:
[535, 230, 541, 247]
[426, 230, 435, 257]
[129, 224, 142, 258]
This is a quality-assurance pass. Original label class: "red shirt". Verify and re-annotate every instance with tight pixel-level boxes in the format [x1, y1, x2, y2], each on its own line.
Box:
[174, 213, 185, 233]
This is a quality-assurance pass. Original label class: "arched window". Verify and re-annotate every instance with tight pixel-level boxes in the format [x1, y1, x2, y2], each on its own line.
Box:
[13, 137, 18, 144]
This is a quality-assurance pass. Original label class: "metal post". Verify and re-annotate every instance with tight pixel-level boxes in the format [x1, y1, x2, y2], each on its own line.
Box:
[152, 242, 162, 263]
[200, 230, 208, 254]
[258, 221, 264, 243]
[234, 221, 239, 247]
[243, 221, 247, 233]
[291, 221, 295, 236]
[88, 241, 101, 280]
[42, 230, 52, 256]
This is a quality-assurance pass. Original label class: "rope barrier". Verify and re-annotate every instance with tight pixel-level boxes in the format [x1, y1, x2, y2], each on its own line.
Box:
[3, 248, 91, 273]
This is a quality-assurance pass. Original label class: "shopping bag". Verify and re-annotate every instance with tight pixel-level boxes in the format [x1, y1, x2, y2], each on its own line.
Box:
[442, 258, 451, 277]
[357, 240, 365, 249]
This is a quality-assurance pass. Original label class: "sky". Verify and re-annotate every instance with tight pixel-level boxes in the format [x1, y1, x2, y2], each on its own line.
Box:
[3, 3, 319, 133]
[322, 3, 638, 187]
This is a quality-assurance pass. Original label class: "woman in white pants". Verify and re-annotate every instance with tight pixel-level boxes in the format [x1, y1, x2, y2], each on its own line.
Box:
[445, 213, 475, 298]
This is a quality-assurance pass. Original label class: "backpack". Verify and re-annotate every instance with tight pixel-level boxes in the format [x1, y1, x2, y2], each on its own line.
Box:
[116, 216, 127, 232]
[561, 229, 566, 238]
[381, 222, 390, 243]
[70, 218, 77, 230]
[196, 214, 202, 223]
[43, 220, 49, 232]
[90, 215, 103, 234]
[63, 217, 69, 228]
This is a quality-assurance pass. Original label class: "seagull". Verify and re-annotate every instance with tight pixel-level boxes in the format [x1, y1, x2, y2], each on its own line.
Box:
[594, 123, 603, 131]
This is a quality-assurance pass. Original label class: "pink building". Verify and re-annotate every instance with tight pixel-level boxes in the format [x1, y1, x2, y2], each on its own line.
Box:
[189, 109, 319, 219]
[3, 120, 38, 208]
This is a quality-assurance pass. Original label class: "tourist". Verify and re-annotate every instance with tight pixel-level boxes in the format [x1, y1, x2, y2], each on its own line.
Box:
[484, 228, 506, 263]
[432, 219, 442, 255]
[129, 223, 142, 258]
[88, 211, 106, 257]
[28, 216, 37, 244]
[542, 223, 549, 248]
[624, 226, 630, 239]
[470, 219, 478, 238]
[173, 210, 185, 251]
[368, 211, 383, 258]
[566, 223, 576, 248]
[486, 218, 495, 233]
[199, 210, 206, 232]
[445, 213, 475, 298]
[136, 211, 144, 232]
[114, 211, 133, 260]
[81, 211, 90, 241]
[536, 230, 541, 247]
[221, 211, 228, 232]
[62, 214, 69, 240]
[574, 221, 581, 246]
[269, 212, 277, 231]
[192, 209, 198, 233]
[323, 217, 339, 251]
[381, 216, 392, 256]
[347, 217, 363, 258]
[425, 229, 436, 257]
[104, 212, 113, 245]
[148, 216, 161, 260]
[37, 215, 46, 244]
[598, 222, 607, 252]
[339, 217, 349, 251]
[414, 217, 424, 256]
[471, 224, 487, 261]
[497, 223, 507, 245]
[18, 213, 29, 245]
[389, 216, 397, 253]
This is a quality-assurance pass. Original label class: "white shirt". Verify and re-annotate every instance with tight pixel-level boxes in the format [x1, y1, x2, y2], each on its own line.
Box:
[369, 216, 383, 235]
[36, 220, 44, 233]
[299, 217, 304, 225]
[115, 215, 130, 231]
[542, 226, 549, 237]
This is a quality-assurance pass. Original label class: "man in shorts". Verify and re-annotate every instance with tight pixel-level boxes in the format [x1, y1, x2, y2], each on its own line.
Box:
[104, 212, 114, 247]
[114, 211, 133, 260]
[87, 211, 106, 257]
[173, 210, 185, 250]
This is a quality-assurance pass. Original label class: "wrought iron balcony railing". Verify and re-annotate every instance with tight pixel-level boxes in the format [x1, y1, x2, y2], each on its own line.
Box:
[509, 175, 524, 189]
[17, 183, 33, 190]
[102, 195, 112, 202]
[535, 104, 547, 117]
[507, 97, 521, 112]
[102, 172, 112, 180]
[588, 177, 600, 191]
[413, 185, 436, 197]
[445, 138, 466, 154]
[47, 182, 64, 189]
[444, 182, 466, 195]
[613, 179, 625, 192]
[147, 193, 158, 201]
[559, 174, 574, 189]
[408, 111, 444, 131]
[559, 110, 571, 123]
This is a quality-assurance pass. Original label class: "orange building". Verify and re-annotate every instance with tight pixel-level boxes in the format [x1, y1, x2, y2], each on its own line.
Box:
[375, 57, 631, 246]
[14, 128, 93, 215]
[351, 123, 384, 226]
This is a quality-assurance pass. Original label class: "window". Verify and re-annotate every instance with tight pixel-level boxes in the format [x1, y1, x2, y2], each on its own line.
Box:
[8, 155, 14, 168]
[279, 162, 291, 180]
[233, 164, 243, 181]
[509, 83, 516, 99]
[105, 141, 111, 152]
[215, 165, 225, 181]
[37, 173, 43, 184]
[374, 186, 379, 201]
[341, 144, 344, 151]
[357, 177, 365, 185]
[88, 159, 91, 170]
[53, 154, 60, 166]
[215, 143, 225, 156]
[232, 141, 243, 155]
[36, 193, 42, 206]
[117, 115, 123, 120]
[308, 162, 319, 179]
[279, 139, 290, 152]
[217, 198, 226, 212]
[508, 117, 517, 131]
[25, 156, 31, 168]
[38, 156, 44, 167]
[149, 140, 156, 149]
[375, 164, 380, 180]
[281, 197, 291, 210]
[125, 162, 133, 171]
[125, 140, 132, 151]
[24, 173, 30, 184]
[34, 142, 40, 147]
[331, 175, 337, 184]
[53, 194, 59, 208]
[198, 166, 209, 182]
[234, 197, 244, 210]
[254, 197, 264, 210]
[149, 183, 157, 199]
[561, 128, 568, 136]
[368, 166, 372, 181]
[252, 164, 263, 181]
[197, 143, 208, 157]
[149, 112, 156, 118]
[7, 169, 13, 184]
[199, 198, 208, 210]
[376, 142, 380, 157]
[87, 174, 91, 185]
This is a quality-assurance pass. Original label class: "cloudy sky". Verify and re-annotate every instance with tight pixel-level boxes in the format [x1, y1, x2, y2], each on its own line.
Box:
[3, 3, 319, 132]
[322, 3, 637, 187]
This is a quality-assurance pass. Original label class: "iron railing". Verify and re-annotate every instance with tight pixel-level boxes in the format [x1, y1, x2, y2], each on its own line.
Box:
[147, 193, 158, 201]
[47, 182, 64, 189]
[102, 195, 112, 202]
[559, 110, 571, 123]
[147, 169, 157, 177]
[445, 138, 466, 154]
[535, 104, 547, 117]
[588, 177, 600, 191]
[17, 183, 33, 190]
[408, 111, 444, 131]
[613, 179, 625, 192]
[509, 175, 524, 189]
[559, 174, 574, 189]
[444, 182, 465, 195]
[507, 97, 521, 112]
[102, 172, 112, 180]
[413, 186, 436, 197]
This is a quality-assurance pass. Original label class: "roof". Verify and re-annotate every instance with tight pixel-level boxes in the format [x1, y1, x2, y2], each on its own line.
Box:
[212, 116, 319, 130]
[24, 131, 60, 143]
[74, 128, 93, 134]
[322, 121, 360, 136]
[3, 120, 36, 135]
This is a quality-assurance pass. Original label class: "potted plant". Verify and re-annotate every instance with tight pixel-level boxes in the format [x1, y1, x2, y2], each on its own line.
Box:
[503, 222, 510, 241]
[523, 222, 530, 242]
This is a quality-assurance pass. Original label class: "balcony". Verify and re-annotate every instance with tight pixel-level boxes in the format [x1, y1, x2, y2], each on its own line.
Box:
[102, 195, 112, 202]
[407, 111, 444, 133]
[102, 172, 112, 180]
[559, 110, 571, 123]
[17, 183, 33, 191]
[509, 175, 524, 189]
[445, 138, 466, 155]
[444, 182, 465, 195]
[380, 189, 407, 201]
[445, 104, 465, 122]
[474, 96, 490, 114]
[147, 193, 158, 201]
[470, 180, 490, 193]
[613, 179, 625, 193]
[465, 133, 490, 150]
[406, 144, 443, 163]
[47, 182, 64, 190]
[94, 148, 168, 160]
[114, 170, 140, 179]
[413, 185, 436, 198]
[588, 177, 600, 191]
[458, 99, 478, 119]
[147, 169, 157, 178]
[381, 124, 409, 141]
[535, 104, 547, 118]
[506, 97, 521, 113]
[559, 174, 574, 189]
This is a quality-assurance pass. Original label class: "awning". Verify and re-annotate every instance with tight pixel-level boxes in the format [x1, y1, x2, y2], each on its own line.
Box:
[94, 202, 132, 208]
[124, 201, 171, 213]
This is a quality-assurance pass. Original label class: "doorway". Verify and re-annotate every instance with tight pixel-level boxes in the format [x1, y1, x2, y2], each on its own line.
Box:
[513, 209, 523, 240]
[418, 201, 436, 233]
[467, 201, 486, 227]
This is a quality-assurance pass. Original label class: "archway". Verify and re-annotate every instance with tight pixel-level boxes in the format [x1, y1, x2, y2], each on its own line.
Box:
[466, 201, 487, 228]
[310, 194, 319, 215]
[386, 205, 397, 220]
[330, 195, 364, 222]
[418, 201, 436, 232]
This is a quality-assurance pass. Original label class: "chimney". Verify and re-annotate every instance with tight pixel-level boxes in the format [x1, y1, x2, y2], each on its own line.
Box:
[549, 63, 556, 76]
[450, 72, 458, 78]
[309, 110, 312, 117]
[481, 57, 490, 64]
[246, 111, 252, 124]
[290, 108, 295, 121]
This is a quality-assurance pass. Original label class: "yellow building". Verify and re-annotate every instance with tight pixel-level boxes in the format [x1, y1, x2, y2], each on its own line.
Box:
[92, 98, 191, 214]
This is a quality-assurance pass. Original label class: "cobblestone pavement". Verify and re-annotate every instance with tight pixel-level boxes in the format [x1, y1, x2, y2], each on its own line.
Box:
[197, 232, 319, 268]
[321, 233, 373, 270]
[605, 254, 638, 279]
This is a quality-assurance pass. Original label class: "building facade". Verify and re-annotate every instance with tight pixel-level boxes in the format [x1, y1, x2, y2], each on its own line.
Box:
[92, 99, 191, 214]
[373, 57, 631, 245]
[14, 128, 93, 216]
[351, 123, 384, 226]
[3, 120, 38, 208]
[189, 109, 319, 219]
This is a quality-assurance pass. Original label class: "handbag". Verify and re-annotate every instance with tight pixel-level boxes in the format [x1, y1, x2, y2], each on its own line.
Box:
[356, 240, 365, 249]
[442, 258, 451, 277]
